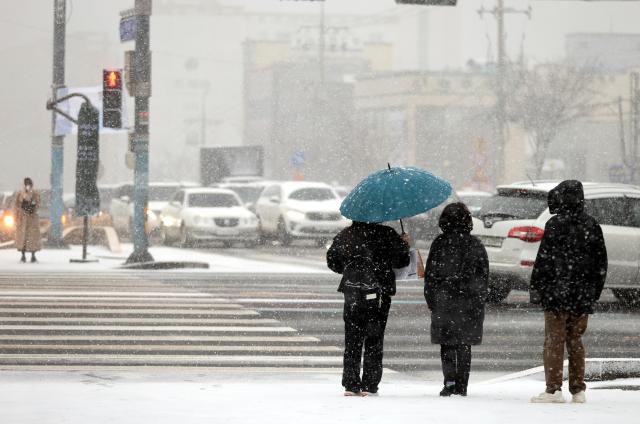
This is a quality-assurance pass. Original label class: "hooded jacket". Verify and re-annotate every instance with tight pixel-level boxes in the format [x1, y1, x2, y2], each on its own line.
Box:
[327, 222, 409, 296]
[424, 203, 489, 345]
[530, 180, 608, 314]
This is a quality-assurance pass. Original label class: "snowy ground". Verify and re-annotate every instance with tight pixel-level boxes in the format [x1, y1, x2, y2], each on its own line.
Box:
[0, 244, 329, 274]
[0, 371, 636, 424]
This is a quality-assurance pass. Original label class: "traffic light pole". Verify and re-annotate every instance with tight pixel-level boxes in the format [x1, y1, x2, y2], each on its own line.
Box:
[48, 0, 67, 248]
[126, 0, 154, 264]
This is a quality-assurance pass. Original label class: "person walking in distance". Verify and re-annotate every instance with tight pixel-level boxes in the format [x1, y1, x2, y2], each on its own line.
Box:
[424, 203, 489, 397]
[327, 221, 410, 397]
[529, 180, 608, 404]
[14, 177, 42, 263]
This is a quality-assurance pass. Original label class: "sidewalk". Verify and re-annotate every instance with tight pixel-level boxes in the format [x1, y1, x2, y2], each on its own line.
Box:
[0, 370, 637, 424]
[0, 244, 329, 274]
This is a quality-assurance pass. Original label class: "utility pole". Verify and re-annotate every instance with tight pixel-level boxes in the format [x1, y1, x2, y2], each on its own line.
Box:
[478, 0, 530, 184]
[48, 0, 67, 247]
[126, 0, 154, 264]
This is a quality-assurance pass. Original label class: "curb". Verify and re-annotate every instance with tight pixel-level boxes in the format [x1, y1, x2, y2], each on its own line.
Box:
[119, 261, 210, 270]
[480, 358, 640, 385]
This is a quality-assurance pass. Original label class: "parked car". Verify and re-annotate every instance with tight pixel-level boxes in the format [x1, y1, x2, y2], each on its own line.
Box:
[457, 190, 493, 216]
[398, 192, 460, 244]
[255, 181, 349, 246]
[160, 188, 259, 247]
[218, 181, 274, 213]
[472, 181, 640, 305]
[110, 182, 199, 237]
[0, 193, 16, 242]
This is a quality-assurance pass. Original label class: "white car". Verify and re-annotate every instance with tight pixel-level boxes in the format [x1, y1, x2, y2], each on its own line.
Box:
[457, 190, 493, 216]
[255, 181, 349, 246]
[160, 188, 259, 247]
[472, 181, 640, 305]
[110, 182, 199, 237]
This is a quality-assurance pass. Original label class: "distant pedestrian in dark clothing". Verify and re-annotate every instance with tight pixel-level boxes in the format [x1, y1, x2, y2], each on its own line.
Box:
[424, 203, 488, 397]
[529, 180, 607, 404]
[327, 221, 410, 397]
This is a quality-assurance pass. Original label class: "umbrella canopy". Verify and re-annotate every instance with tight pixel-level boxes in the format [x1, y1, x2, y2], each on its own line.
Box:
[340, 166, 452, 223]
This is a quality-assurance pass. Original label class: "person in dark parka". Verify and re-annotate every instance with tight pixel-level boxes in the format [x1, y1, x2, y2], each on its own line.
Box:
[327, 221, 410, 396]
[424, 203, 489, 397]
[529, 180, 607, 404]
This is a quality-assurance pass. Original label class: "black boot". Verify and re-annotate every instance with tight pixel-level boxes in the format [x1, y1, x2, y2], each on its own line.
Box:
[20, 250, 26, 263]
[440, 382, 456, 397]
[30, 253, 37, 263]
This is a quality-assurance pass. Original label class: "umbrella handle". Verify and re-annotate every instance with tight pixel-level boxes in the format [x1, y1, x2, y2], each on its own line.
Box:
[400, 219, 405, 235]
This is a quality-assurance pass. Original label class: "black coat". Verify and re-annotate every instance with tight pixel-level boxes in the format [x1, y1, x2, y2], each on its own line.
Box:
[530, 180, 608, 315]
[424, 231, 489, 346]
[327, 222, 410, 296]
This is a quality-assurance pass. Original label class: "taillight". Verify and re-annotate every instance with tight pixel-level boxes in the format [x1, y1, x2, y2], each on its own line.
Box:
[508, 226, 544, 243]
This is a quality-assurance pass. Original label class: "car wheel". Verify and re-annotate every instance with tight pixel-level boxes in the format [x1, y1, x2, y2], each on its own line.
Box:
[180, 225, 192, 248]
[487, 283, 511, 304]
[277, 218, 291, 247]
[612, 289, 640, 307]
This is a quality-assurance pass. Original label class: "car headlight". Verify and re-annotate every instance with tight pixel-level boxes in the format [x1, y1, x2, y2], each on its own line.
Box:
[161, 215, 177, 227]
[286, 210, 306, 221]
[146, 210, 158, 221]
[3, 215, 15, 228]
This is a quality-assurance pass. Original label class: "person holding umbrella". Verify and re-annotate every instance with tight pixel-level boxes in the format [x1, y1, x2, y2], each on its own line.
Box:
[424, 202, 489, 397]
[328, 165, 452, 397]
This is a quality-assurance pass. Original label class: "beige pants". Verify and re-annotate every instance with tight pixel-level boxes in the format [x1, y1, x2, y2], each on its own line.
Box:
[543, 311, 589, 395]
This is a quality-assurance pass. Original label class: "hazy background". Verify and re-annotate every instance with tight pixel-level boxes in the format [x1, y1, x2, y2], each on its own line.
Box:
[1, 0, 640, 191]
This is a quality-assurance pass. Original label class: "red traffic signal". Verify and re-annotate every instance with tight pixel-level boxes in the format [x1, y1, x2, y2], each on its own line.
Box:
[103, 70, 122, 90]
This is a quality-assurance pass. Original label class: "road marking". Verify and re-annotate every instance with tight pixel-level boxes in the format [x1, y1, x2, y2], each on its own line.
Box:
[0, 308, 257, 315]
[0, 325, 297, 332]
[0, 291, 212, 297]
[0, 335, 320, 342]
[0, 302, 241, 308]
[0, 354, 345, 365]
[0, 344, 342, 352]
[0, 318, 278, 325]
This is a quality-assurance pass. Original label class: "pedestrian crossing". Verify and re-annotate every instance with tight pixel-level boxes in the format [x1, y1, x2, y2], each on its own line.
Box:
[0, 274, 344, 371]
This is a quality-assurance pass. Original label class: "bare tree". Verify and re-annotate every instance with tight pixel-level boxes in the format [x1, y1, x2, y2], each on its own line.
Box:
[504, 63, 601, 178]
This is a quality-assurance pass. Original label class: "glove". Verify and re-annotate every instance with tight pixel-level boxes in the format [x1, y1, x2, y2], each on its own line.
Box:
[530, 289, 541, 305]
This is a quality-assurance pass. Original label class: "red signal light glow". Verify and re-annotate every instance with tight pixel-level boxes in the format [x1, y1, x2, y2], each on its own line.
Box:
[103, 70, 122, 90]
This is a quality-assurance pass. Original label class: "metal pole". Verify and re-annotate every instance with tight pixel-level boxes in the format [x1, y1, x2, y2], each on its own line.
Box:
[127, 0, 154, 264]
[48, 0, 66, 247]
[496, 0, 506, 184]
[82, 216, 88, 260]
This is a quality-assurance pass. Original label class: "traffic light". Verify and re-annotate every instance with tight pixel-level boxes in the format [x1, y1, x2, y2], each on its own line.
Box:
[102, 69, 123, 128]
[395, 0, 456, 5]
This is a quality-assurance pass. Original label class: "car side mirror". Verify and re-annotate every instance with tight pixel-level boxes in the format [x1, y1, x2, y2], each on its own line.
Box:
[121, 195, 130, 203]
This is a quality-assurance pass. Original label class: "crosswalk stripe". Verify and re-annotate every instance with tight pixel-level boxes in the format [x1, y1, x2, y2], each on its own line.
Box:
[0, 317, 277, 324]
[0, 308, 258, 315]
[0, 325, 297, 332]
[0, 335, 321, 342]
[0, 291, 212, 297]
[0, 344, 342, 353]
[0, 302, 243, 308]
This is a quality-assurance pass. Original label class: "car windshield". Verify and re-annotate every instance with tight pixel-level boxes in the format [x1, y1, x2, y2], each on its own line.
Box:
[188, 193, 240, 208]
[478, 191, 548, 220]
[225, 186, 265, 204]
[149, 186, 180, 201]
[288, 188, 336, 201]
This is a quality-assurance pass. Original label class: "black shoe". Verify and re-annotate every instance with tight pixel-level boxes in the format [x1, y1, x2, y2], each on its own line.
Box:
[440, 385, 456, 397]
[20, 256, 26, 263]
[454, 387, 467, 397]
[30, 256, 37, 263]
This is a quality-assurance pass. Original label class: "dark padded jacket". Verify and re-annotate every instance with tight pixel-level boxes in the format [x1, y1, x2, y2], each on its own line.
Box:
[530, 180, 608, 315]
[326, 222, 410, 296]
[424, 210, 489, 346]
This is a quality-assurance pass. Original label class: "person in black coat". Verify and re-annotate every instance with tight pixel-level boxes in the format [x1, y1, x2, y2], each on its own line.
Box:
[424, 203, 489, 397]
[529, 180, 607, 404]
[327, 221, 410, 396]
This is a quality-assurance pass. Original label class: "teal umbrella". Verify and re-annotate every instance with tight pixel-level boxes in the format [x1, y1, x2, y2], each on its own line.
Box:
[340, 165, 452, 229]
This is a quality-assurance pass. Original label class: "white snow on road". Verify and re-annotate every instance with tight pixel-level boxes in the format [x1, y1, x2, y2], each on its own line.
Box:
[0, 244, 329, 274]
[0, 372, 636, 424]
